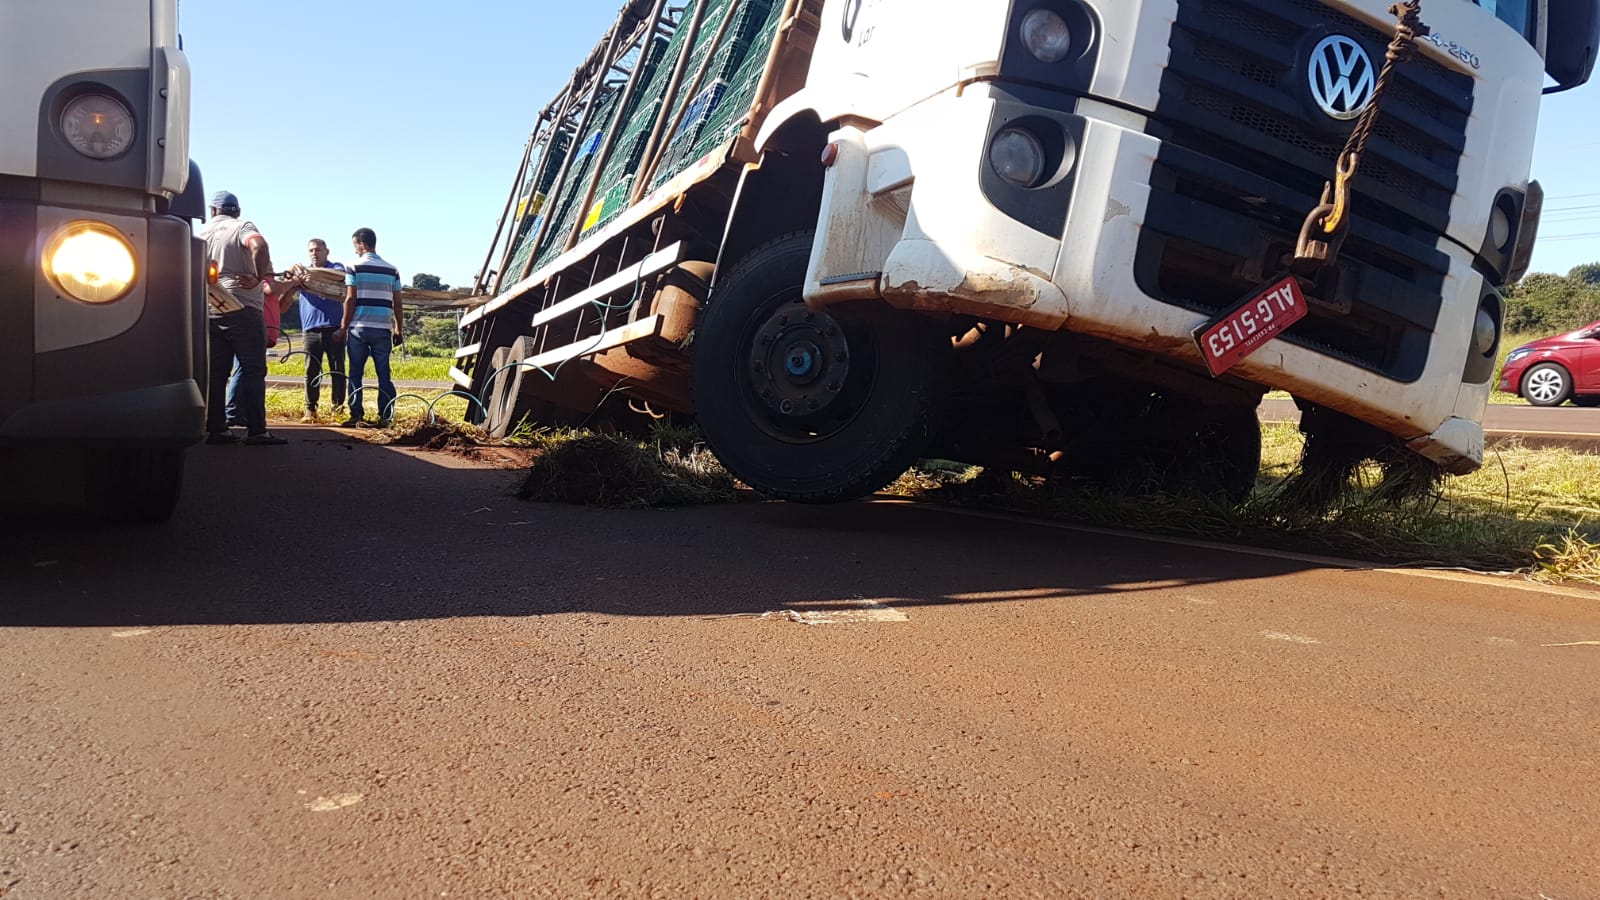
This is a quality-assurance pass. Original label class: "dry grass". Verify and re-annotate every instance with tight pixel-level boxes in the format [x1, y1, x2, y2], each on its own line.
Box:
[895, 424, 1600, 579]
[515, 426, 739, 509]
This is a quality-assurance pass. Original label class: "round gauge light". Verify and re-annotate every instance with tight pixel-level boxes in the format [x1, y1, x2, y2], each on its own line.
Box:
[60, 94, 136, 160]
[1021, 9, 1073, 63]
[1488, 202, 1514, 253]
[44, 223, 137, 304]
[990, 127, 1047, 188]
[1473, 308, 1499, 356]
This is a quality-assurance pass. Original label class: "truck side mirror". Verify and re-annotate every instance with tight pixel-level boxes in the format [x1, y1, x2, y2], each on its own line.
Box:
[1545, 0, 1600, 93]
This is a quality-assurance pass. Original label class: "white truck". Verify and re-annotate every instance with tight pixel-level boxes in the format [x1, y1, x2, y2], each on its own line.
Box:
[460, 0, 1597, 503]
[0, 0, 205, 522]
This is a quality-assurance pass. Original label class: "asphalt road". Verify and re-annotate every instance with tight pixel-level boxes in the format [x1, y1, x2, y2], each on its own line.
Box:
[1260, 397, 1600, 446]
[4, 429, 1600, 897]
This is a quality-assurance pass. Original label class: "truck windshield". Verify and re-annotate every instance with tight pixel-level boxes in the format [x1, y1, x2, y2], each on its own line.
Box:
[1475, 0, 1536, 43]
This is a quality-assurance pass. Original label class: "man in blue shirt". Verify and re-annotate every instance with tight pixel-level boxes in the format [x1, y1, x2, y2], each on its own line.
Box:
[336, 227, 404, 428]
[288, 238, 348, 422]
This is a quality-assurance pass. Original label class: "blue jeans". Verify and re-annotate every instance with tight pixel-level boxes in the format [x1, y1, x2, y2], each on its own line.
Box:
[207, 308, 268, 435]
[346, 326, 395, 421]
[224, 361, 243, 423]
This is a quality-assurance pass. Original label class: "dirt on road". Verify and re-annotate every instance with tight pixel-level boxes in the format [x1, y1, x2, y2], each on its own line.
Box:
[3, 427, 1599, 898]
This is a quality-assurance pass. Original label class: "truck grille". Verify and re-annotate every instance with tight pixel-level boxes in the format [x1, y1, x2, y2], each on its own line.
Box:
[1135, 0, 1474, 382]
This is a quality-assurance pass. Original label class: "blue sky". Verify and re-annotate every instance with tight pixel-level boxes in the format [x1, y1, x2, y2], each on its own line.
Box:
[183, 1, 1600, 289]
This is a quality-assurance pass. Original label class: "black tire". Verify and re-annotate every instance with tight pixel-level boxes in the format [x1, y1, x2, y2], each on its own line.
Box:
[692, 232, 940, 503]
[483, 343, 522, 438]
[85, 448, 185, 524]
[1522, 362, 1572, 407]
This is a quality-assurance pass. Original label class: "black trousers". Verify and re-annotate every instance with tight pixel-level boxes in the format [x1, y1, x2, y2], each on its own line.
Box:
[207, 308, 268, 435]
[303, 327, 347, 410]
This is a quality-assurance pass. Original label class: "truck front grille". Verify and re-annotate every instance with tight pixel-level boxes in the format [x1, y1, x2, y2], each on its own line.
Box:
[1135, 0, 1474, 382]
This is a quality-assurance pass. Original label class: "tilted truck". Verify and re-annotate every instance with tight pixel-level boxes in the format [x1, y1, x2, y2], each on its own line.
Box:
[458, 0, 1598, 503]
[0, 0, 207, 522]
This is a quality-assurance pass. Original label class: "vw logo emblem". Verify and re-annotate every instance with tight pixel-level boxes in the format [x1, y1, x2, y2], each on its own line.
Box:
[1308, 35, 1376, 121]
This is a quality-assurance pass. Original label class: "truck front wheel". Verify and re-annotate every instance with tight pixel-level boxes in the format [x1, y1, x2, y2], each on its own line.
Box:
[692, 232, 939, 503]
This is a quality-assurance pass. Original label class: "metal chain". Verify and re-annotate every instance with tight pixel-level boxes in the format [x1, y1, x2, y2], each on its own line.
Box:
[1294, 1, 1429, 269]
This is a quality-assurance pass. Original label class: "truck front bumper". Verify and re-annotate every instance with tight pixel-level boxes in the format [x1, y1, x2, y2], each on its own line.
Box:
[1, 381, 204, 447]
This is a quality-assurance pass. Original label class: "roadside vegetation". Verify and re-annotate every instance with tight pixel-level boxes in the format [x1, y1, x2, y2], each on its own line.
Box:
[263, 387, 470, 424]
[266, 354, 452, 383]
[265, 308, 462, 383]
[888, 424, 1600, 583]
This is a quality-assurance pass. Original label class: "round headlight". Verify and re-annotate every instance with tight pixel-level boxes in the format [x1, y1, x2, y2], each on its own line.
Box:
[1473, 308, 1498, 356]
[1021, 9, 1073, 63]
[45, 223, 137, 304]
[990, 127, 1047, 188]
[60, 94, 135, 160]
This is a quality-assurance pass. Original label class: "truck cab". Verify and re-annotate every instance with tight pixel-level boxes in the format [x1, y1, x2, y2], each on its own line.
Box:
[0, 0, 206, 522]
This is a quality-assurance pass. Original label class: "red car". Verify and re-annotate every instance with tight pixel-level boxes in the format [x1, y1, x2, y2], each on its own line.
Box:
[1498, 319, 1600, 407]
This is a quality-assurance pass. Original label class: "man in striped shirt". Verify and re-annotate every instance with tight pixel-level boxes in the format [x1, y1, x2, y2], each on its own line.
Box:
[335, 227, 404, 428]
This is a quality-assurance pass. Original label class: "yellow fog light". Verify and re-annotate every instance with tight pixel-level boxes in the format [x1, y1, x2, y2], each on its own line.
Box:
[44, 223, 137, 303]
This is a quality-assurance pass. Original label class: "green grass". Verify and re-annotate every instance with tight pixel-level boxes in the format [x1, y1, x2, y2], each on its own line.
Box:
[264, 387, 471, 424]
[266, 352, 452, 383]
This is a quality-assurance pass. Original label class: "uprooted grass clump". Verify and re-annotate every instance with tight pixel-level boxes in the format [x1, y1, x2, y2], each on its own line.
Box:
[890, 424, 1600, 578]
[378, 420, 489, 453]
[516, 425, 739, 509]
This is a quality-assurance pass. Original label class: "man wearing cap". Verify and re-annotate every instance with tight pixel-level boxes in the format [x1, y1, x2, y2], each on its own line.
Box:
[199, 190, 288, 445]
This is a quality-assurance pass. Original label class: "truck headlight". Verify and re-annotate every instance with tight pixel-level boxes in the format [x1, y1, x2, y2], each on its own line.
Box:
[44, 223, 138, 304]
[1020, 9, 1073, 63]
[990, 127, 1047, 187]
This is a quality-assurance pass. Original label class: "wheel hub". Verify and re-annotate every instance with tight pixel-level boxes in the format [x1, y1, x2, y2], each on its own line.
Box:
[749, 304, 850, 418]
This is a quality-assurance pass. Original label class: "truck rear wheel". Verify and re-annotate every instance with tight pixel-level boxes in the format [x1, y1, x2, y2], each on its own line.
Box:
[693, 232, 939, 504]
[86, 447, 184, 524]
[484, 343, 534, 438]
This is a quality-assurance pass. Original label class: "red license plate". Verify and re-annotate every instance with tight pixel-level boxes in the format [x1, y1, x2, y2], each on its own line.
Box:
[1192, 274, 1309, 377]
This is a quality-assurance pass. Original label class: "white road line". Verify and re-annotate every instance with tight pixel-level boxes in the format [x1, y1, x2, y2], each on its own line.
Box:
[757, 599, 909, 626]
[306, 793, 364, 812]
[1261, 631, 1321, 645]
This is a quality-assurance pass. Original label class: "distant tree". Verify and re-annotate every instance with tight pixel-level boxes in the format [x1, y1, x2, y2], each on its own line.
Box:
[1506, 271, 1600, 333]
[1567, 262, 1600, 286]
[411, 273, 448, 291]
